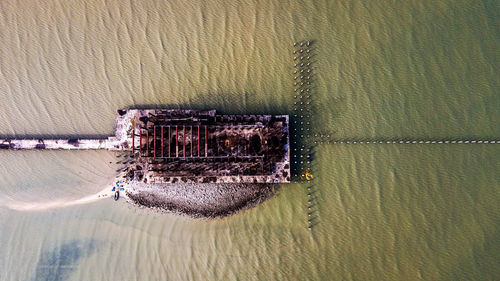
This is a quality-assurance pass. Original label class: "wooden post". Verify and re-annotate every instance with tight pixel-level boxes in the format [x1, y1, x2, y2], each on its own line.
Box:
[176, 126, 178, 157]
[161, 126, 164, 157]
[190, 125, 193, 157]
[197, 125, 200, 157]
[168, 126, 171, 158]
[153, 126, 156, 158]
[183, 125, 186, 158]
[205, 126, 207, 157]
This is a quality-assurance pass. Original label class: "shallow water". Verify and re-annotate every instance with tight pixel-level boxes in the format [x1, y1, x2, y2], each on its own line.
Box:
[0, 0, 499, 280]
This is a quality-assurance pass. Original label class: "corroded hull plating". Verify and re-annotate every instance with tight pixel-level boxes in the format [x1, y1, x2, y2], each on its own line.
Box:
[124, 108, 290, 184]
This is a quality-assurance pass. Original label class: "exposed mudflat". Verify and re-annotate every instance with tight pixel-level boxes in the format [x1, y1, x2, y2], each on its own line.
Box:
[125, 182, 277, 218]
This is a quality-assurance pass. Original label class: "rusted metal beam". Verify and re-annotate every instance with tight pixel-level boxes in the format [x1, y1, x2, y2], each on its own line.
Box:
[168, 126, 171, 158]
[197, 125, 200, 157]
[183, 125, 186, 158]
[205, 126, 207, 157]
[132, 117, 137, 154]
[153, 126, 156, 158]
[139, 129, 142, 155]
[190, 125, 193, 157]
[132, 126, 135, 154]
[161, 126, 164, 157]
[146, 129, 149, 156]
[176, 126, 178, 157]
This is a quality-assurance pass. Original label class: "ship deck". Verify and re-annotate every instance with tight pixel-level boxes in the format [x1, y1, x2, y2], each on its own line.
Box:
[120, 109, 290, 184]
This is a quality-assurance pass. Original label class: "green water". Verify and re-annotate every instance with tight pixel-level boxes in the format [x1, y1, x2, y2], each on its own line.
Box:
[0, 0, 499, 280]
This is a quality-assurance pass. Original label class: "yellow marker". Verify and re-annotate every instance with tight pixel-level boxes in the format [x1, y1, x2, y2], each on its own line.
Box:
[305, 171, 314, 181]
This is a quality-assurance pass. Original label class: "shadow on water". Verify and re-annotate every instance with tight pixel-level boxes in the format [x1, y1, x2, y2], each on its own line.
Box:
[0, 103, 262, 142]
[0, 100, 293, 140]
[128, 99, 290, 116]
[32, 239, 99, 281]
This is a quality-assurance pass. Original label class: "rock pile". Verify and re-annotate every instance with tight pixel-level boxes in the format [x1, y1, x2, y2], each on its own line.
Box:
[125, 182, 277, 218]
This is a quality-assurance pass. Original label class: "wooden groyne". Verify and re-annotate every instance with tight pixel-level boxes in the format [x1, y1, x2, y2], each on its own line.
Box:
[310, 135, 500, 145]
[291, 40, 314, 183]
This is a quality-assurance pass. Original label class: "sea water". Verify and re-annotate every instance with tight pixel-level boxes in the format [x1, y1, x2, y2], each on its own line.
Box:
[0, 0, 499, 280]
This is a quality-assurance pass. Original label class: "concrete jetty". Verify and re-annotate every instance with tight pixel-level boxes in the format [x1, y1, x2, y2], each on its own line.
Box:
[0, 138, 124, 150]
[0, 108, 132, 151]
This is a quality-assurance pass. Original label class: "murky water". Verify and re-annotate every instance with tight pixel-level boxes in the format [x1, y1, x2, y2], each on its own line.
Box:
[0, 0, 499, 280]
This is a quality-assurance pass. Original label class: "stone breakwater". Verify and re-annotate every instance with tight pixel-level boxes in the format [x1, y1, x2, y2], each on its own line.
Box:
[125, 182, 277, 218]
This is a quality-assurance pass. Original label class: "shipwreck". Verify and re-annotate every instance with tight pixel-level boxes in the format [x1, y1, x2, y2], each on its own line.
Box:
[0, 108, 290, 184]
[1, 108, 290, 217]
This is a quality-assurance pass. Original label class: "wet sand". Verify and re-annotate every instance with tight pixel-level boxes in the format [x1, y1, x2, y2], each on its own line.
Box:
[2, 187, 111, 211]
